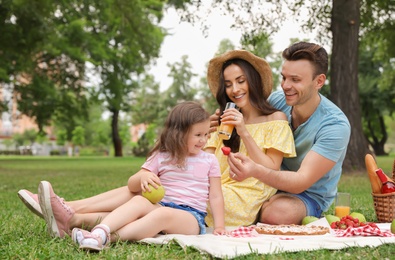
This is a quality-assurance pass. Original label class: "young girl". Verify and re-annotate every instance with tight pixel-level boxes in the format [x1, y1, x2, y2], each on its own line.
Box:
[62, 101, 226, 251]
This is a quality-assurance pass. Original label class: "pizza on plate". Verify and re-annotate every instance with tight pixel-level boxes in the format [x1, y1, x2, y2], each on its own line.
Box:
[254, 223, 330, 236]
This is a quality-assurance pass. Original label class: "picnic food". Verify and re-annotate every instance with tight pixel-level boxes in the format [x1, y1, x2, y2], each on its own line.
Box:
[375, 168, 395, 194]
[329, 215, 377, 229]
[349, 212, 366, 223]
[365, 154, 382, 193]
[301, 216, 318, 225]
[221, 147, 231, 156]
[325, 214, 340, 224]
[142, 184, 165, 204]
[254, 223, 330, 236]
[391, 219, 395, 234]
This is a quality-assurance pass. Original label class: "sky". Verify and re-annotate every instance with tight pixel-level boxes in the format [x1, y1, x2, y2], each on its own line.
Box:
[149, 7, 316, 91]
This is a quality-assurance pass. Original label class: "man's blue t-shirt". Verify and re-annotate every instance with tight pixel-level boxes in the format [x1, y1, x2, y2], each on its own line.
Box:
[268, 90, 351, 212]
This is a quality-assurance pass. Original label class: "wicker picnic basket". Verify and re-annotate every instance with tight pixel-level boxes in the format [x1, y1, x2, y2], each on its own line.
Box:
[372, 159, 395, 223]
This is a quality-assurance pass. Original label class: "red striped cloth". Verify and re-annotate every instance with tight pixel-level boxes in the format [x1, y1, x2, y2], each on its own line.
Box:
[334, 225, 395, 237]
[229, 226, 256, 237]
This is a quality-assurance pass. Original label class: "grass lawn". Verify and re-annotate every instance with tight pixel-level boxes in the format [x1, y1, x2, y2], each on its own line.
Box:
[1, 155, 394, 259]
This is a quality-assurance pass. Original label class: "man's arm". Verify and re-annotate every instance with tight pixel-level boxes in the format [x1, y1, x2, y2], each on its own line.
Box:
[209, 109, 220, 134]
[228, 150, 336, 193]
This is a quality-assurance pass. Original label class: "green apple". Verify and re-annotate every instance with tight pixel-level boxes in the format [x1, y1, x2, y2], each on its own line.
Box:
[350, 212, 367, 223]
[391, 219, 395, 234]
[142, 184, 165, 204]
[302, 216, 319, 225]
[325, 214, 340, 225]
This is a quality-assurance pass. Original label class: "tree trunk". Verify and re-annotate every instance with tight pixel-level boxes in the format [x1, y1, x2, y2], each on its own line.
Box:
[330, 0, 369, 172]
[368, 115, 388, 156]
[111, 109, 123, 157]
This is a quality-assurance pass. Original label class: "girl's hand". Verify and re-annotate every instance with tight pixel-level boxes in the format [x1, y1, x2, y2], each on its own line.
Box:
[213, 227, 228, 235]
[140, 171, 161, 192]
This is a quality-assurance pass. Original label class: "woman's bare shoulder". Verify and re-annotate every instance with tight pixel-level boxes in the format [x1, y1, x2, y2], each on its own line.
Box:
[268, 111, 287, 121]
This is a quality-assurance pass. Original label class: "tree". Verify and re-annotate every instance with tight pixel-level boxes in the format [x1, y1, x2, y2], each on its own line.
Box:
[149, 55, 199, 128]
[130, 74, 163, 126]
[12, 133, 25, 148]
[163, 55, 198, 110]
[72, 125, 85, 156]
[72, 126, 85, 147]
[240, 32, 287, 90]
[56, 130, 67, 147]
[198, 39, 235, 114]
[2, 138, 14, 150]
[52, 91, 89, 143]
[23, 129, 38, 145]
[359, 38, 395, 155]
[64, 0, 166, 157]
[330, 0, 368, 171]
[0, 1, 90, 132]
[0, 0, 168, 158]
[173, 0, 394, 172]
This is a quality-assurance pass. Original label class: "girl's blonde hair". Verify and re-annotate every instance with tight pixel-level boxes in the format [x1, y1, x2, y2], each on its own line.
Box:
[148, 101, 210, 166]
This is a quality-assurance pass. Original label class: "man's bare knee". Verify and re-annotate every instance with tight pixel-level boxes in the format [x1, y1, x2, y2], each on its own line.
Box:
[259, 194, 306, 225]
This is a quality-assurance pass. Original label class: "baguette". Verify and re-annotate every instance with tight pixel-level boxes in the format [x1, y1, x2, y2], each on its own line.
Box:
[365, 154, 382, 193]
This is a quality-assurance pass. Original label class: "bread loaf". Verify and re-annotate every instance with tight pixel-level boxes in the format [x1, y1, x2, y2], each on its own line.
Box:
[365, 154, 382, 193]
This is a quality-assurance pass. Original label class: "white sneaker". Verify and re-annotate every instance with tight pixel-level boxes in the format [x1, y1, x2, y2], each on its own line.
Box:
[72, 226, 110, 251]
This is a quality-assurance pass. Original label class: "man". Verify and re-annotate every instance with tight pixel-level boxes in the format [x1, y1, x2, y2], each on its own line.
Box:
[219, 42, 351, 225]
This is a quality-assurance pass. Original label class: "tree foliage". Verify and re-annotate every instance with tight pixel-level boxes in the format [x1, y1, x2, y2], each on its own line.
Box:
[0, 0, 167, 157]
[359, 38, 395, 155]
[163, 55, 198, 107]
[197, 39, 235, 114]
[130, 74, 162, 125]
[72, 126, 85, 146]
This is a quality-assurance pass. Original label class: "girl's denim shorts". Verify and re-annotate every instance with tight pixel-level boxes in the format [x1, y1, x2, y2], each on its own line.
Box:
[159, 201, 207, 234]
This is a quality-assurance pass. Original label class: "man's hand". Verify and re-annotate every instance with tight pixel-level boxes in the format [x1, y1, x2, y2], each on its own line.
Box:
[228, 152, 262, 181]
[209, 109, 220, 134]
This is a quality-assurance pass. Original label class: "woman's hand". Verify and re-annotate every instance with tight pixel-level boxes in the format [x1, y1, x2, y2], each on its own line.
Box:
[221, 108, 247, 136]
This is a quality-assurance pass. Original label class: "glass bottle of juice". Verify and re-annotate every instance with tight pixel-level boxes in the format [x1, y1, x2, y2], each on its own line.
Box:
[375, 168, 395, 194]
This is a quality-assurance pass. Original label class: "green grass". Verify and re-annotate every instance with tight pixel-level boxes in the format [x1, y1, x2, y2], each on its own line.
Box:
[1, 155, 394, 259]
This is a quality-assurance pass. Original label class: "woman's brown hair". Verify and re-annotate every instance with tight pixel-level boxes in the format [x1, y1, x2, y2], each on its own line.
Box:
[216, 58, 278, 152]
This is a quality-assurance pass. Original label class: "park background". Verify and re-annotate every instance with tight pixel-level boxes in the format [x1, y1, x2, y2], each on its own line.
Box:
[0, 1, 394, 169]
[1, 1, 395, 258]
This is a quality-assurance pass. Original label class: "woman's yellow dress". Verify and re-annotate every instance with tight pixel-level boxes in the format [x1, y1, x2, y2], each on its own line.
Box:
[205, 120, 296, 227]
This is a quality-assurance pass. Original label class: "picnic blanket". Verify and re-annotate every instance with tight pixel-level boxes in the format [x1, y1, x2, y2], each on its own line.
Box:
[140, 218, 395, 258]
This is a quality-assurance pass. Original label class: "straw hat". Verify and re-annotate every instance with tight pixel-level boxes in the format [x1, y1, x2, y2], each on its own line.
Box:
[207, 50, 273, 100]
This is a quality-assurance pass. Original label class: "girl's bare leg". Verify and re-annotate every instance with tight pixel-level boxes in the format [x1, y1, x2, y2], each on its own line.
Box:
[100, 195, 161, 232]
[113, 205, 199, 241]
[66, 186, 138, 230]
[67, 186, 135, 214]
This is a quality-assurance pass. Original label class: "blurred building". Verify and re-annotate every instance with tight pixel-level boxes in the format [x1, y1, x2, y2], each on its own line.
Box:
[0, 83, 56, 155]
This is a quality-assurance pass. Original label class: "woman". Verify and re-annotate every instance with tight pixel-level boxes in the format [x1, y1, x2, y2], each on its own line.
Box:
[204, 50, 295, 226]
